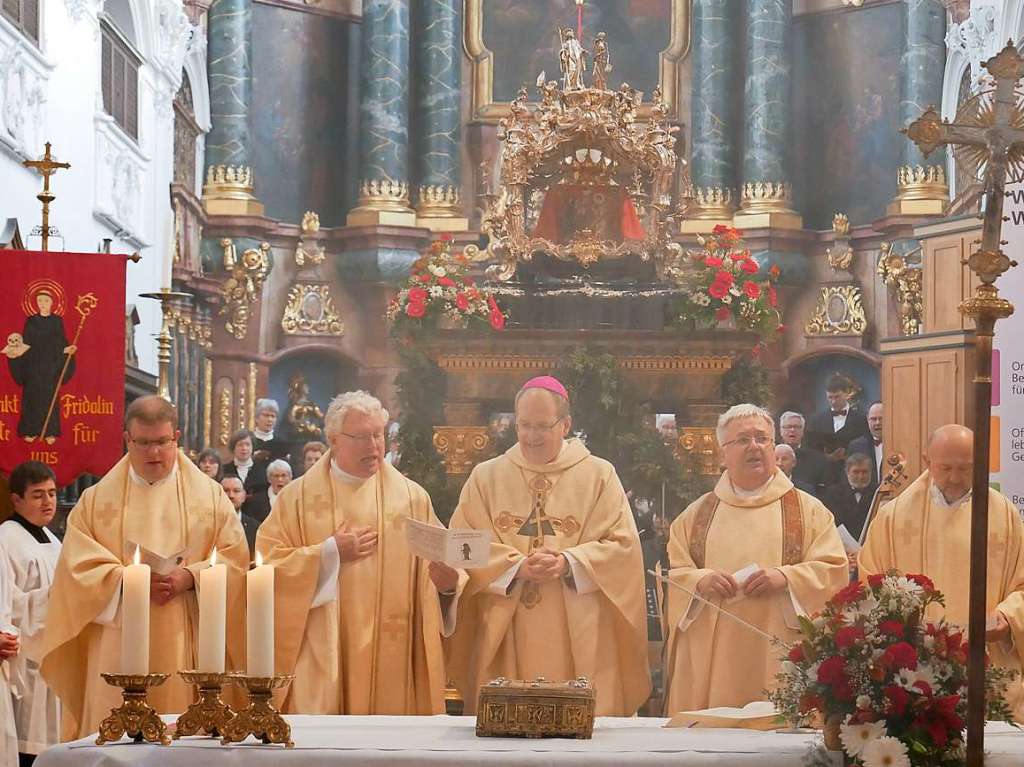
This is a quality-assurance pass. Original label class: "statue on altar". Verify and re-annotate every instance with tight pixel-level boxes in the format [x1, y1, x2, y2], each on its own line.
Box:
[592, 32, 611, 91]
[286, 371, 325, 439]
[558, 28, 587, 91]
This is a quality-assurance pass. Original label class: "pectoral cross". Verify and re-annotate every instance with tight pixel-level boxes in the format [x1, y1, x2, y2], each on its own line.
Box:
[22, 142, 71, 252]
[517, 476, 555, 546]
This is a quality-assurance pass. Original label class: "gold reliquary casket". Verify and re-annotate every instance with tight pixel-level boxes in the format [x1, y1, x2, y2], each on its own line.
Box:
[475, 676, 596, 739]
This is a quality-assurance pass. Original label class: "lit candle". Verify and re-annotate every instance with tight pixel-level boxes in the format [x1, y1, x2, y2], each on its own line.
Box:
[246, 551, 274, 677]
[197, 548, 227, 673]
[121, 546, 150, 675]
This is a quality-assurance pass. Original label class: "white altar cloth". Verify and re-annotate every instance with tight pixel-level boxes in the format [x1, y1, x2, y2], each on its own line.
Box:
[34, 716, 1024, 766]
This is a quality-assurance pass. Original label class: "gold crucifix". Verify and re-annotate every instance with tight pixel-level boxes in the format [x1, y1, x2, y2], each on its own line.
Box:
[22, 142, 71, 252]
[903, 41, 1024, 767]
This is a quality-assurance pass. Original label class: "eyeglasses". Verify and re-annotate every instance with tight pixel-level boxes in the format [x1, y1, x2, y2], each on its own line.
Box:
[515, 418, 564, 434]
[721, 434, 774, 449]
[129, 436, 177, 450]
[340, 431, 386, 445]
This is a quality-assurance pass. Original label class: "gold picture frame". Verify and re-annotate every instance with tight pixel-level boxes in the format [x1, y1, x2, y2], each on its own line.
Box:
[464, 0, 690, 122]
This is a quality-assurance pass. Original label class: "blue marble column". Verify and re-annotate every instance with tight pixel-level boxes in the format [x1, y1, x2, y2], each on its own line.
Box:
[895, 0, 948, 208]
[739, 0, 796, 219]
[204, 0, 261, 214]
[413, 0, 465, 226]
[688, 0, 739, 219]
[348, 0, 415, 223]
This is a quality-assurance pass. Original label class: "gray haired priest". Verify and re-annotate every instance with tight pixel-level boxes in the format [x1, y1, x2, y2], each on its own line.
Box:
[446, 375, 651, 716]
[256, 390, 461, 714]
[663, 403, 847, 713]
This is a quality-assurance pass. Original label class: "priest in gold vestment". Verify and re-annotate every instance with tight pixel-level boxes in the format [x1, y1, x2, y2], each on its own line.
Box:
[40, 396, 249, 740]
[447, 376, 651, 716]
[664, 404, 848, 713]
[859, 424, 1024, 718]
[256, 390, 460, 714]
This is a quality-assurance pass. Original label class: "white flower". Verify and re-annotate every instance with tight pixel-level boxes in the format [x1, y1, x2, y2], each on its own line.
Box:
[856, 695, 872, 710]
[781, 661, 799, 677]
[843, 593, 879, 621]
[839, 720, 886, 757]
[898, 664, 937, 693]
[428, 265, 447, 277]
[721, 294, 733, 305]
[729, 286, 741, 296]
[429, 286, 443, 298]
[805, 661, 821, 682]
[860, 736, 910, 767]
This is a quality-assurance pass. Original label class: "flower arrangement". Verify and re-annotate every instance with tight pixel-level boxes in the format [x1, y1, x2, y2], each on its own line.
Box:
[770, 573, 1017, 767]
[386, 235, 508, 333]
[670, 225, 783, 340]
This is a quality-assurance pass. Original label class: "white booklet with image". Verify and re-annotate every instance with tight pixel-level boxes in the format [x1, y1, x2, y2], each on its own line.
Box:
[404, 518, 491, 569]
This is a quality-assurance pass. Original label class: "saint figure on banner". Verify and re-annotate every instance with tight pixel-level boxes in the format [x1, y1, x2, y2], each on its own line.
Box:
[2, 282, 77, 443]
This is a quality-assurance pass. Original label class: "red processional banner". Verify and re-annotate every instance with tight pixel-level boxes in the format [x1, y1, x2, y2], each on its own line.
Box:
[0, 250, 128, 486]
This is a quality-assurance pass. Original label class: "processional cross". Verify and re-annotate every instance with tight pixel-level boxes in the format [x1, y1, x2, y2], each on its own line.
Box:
[22, 142, 71, 252]
[903, 41, 1024, 767]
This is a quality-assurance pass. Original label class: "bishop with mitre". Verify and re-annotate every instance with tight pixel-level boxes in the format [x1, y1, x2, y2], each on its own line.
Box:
[447, 376, 651, 716]
[663, 403, 847, 713]
[256, 390, 461, 714]
[859, 424, 1024, 718]
[40, 396, 249, 740]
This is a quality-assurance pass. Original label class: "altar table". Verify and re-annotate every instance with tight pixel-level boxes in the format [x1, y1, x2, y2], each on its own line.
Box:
[34, 715, 1024, 766]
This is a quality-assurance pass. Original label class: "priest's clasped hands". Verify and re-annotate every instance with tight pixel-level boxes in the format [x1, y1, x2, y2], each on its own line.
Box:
[149, 567, 195, 606]
[697, 568, 787, 599]
[518, 548, 569, 583]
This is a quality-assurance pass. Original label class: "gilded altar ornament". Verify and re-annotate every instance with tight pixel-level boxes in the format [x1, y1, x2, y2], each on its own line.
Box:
[202, 164, 264, 217]
[347, 178, 416, 226]
[281, 283, 344, 335]
[825, 213, 854, 272]
[287, 371, 325, 438]
[432, 426, 493, 474]
[877, 240, 924, 336]
[804, 285, 868, 336]
[476, 676, 596, 739]
[294, 211, 326, 267]
[95, 673, 171, 746]
[174, 671, 236, 738]
[466, 30, 684, 280]
[219, 241, 271, 339]
[218, 386, 232, 446]
[220, 674, 295, 748]
[677, 427, 720, 476]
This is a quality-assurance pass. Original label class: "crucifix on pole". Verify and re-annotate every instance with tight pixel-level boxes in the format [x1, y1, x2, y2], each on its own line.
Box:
[903, 41, 1024, 767]
[22, 142, 71, 252]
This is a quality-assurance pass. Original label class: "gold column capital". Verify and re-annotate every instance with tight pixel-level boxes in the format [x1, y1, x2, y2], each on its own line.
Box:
[415, 184, 470, 232]
[347, 178, 417, 227]
[202, 165, 265, 217]
[887, 164, 948, 216]
[733, 181, 802, 230]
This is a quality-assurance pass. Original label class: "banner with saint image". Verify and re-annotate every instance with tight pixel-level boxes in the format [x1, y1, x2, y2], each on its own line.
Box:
[0, 250, 128, 485]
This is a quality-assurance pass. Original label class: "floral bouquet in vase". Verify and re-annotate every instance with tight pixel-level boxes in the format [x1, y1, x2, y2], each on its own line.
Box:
[669, 225, 783, 340]
[386, 235, 508, 334]
[770, 573, 1017, 767]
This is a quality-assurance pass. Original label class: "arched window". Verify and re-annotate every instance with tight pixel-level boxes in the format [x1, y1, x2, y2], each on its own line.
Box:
[173, 71, 201, 192]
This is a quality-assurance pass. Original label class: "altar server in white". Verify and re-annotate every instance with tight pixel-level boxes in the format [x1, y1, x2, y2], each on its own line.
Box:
[1, 460, 62, 760]
[0, 532, 19, 764]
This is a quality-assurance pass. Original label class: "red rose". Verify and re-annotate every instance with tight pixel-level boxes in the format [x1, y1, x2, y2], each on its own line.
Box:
[418, 273, 432, 283]
[456, 293, 470, 311]
[715, 270, 734, 287]
[832, 581, 865, 606]
[882, 641, 918, 670]
[743, 281, 761, 299]
[835, 626, 865, 649]
[908, 573, 935, 591]
[741, 258, 759, 274]
[704, 255, 724, 268]
[878, 620, 905, 639]
[489, 310, 505, 330]
[715, 307, 731, 321]
[788, 644, 805, 663]
[884, 685, 910, 716]
[408, 287, 428, 303]
[867, 574, 885, 588]
[768, 286, 778, 307]
[708, 281, 729, 299]
[405, 301, 425, 318]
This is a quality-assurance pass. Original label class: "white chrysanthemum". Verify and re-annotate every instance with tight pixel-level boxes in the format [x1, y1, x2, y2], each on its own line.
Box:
[898, 664, 937, 693]
[856, 695, 872, 710]
[843, 593, 879, 621]
[889, 576, 923, 597]
[429, 286, 443, 298]
[861, 736, 910, 767]
[839, 720, 886, 757]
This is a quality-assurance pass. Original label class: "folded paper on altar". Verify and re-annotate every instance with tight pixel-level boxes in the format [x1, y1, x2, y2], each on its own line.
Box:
[665, 700, 780, 730]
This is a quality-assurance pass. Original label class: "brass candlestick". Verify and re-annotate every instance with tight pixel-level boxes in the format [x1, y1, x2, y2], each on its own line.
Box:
[95, 673, 171, 746]
[174, 671, 235, 738]
[220, 674, 294, 748]
[139, 289, 192, 402]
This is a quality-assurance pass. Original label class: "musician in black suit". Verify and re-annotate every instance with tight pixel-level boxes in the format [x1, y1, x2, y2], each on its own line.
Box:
[846, 401, 884, 486]
[220, 475, 261, 561]
[805, 374, 870, 484]
[774, 443, 816, 495]
[821, 452, 877, 541]
[779, 411, 828, 495]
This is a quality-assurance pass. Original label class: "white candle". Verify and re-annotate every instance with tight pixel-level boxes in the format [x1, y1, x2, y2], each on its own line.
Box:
[121, 546, 150, 675]
[246, 551, 274, 677]
[197, 548, 227, 673]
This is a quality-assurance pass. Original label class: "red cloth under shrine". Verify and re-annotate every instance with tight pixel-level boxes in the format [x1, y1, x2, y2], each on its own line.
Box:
[532, 185, 646, 243]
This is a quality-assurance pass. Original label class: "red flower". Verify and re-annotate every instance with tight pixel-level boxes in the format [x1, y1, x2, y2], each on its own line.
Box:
[489, 310, 505, 330]
[704, 255, 724, 268]
[715, 270, 734, 287]
[405, 301, 425, 318]
[418, 273, 432, 283]
[743, 281, 761, 299]
[729, 251, 748, 262]
[715, 307, 731, 321]
[788, 644, 805, 663]
[741, 258, 759, 274]
[832, 581, 865, 606]
[456, 293, 470, 311]
[835, 626, 865, 649]
[817, 656, 846, 685]
[439, 233, 454, 241]
[463, 276, 474, 286]
[408, 287, 428, 302]
[867, 574, 885, 588]
[438, 276, 455, 287]
[708, 281, 729, 300]
[878, 620, 905, 639]
[487, 294, 499, 311]
[712, 224, 735, 236]
[884, 684, 910, 716]
[908, 573, 935, 591]
[767, 286, 778, 307]
[882, 642, 918, 670]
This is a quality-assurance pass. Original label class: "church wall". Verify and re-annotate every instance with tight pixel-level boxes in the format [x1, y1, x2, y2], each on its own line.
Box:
[250, 4, 354, 227]
[790, 2, 905, 230]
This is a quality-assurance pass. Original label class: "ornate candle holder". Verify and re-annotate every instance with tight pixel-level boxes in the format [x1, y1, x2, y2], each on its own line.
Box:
[96, 673, 171, 746]
[173, 671, 236, 738]
[220, 674, 294, 748]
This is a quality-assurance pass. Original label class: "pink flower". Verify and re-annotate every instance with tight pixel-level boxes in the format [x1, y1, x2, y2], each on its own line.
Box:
[438, 276, 455, 288]
[714, 270, 734, 287]
[708, 281, 729, 300]
[408, 287, 428, 303]
[743, 281, 761, 300]
[405, 301, 425, 318]
[456, 293, 469, 311]
[741, 258, 759, 274]
[705, 255, 724, 268]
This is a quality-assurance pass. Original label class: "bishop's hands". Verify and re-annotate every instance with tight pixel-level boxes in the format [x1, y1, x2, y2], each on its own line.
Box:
[149, 567, 195, 606]
[696, 568, 787, 599]
[0, 631, 19, 661]
[334, 522, 378, 562]
[518, 548, 569, 583]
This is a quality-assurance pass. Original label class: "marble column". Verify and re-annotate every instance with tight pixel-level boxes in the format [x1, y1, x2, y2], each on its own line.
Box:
[736, 0, 800, 229]
[891, 0, 948, 215]
[347, 0, 416, 226]
[203, 0, 262, 216]
[414, 0, 467, 231]
[684, 0, 739, 229]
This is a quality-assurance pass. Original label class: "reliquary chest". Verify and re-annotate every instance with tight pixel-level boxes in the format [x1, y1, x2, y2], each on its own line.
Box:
[475, 676, 596, 739]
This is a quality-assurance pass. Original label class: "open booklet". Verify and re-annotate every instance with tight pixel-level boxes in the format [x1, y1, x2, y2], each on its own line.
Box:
[665, 700, 781, 730]
[125, 541, 189, 576]
[404, 518, 491, 569]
